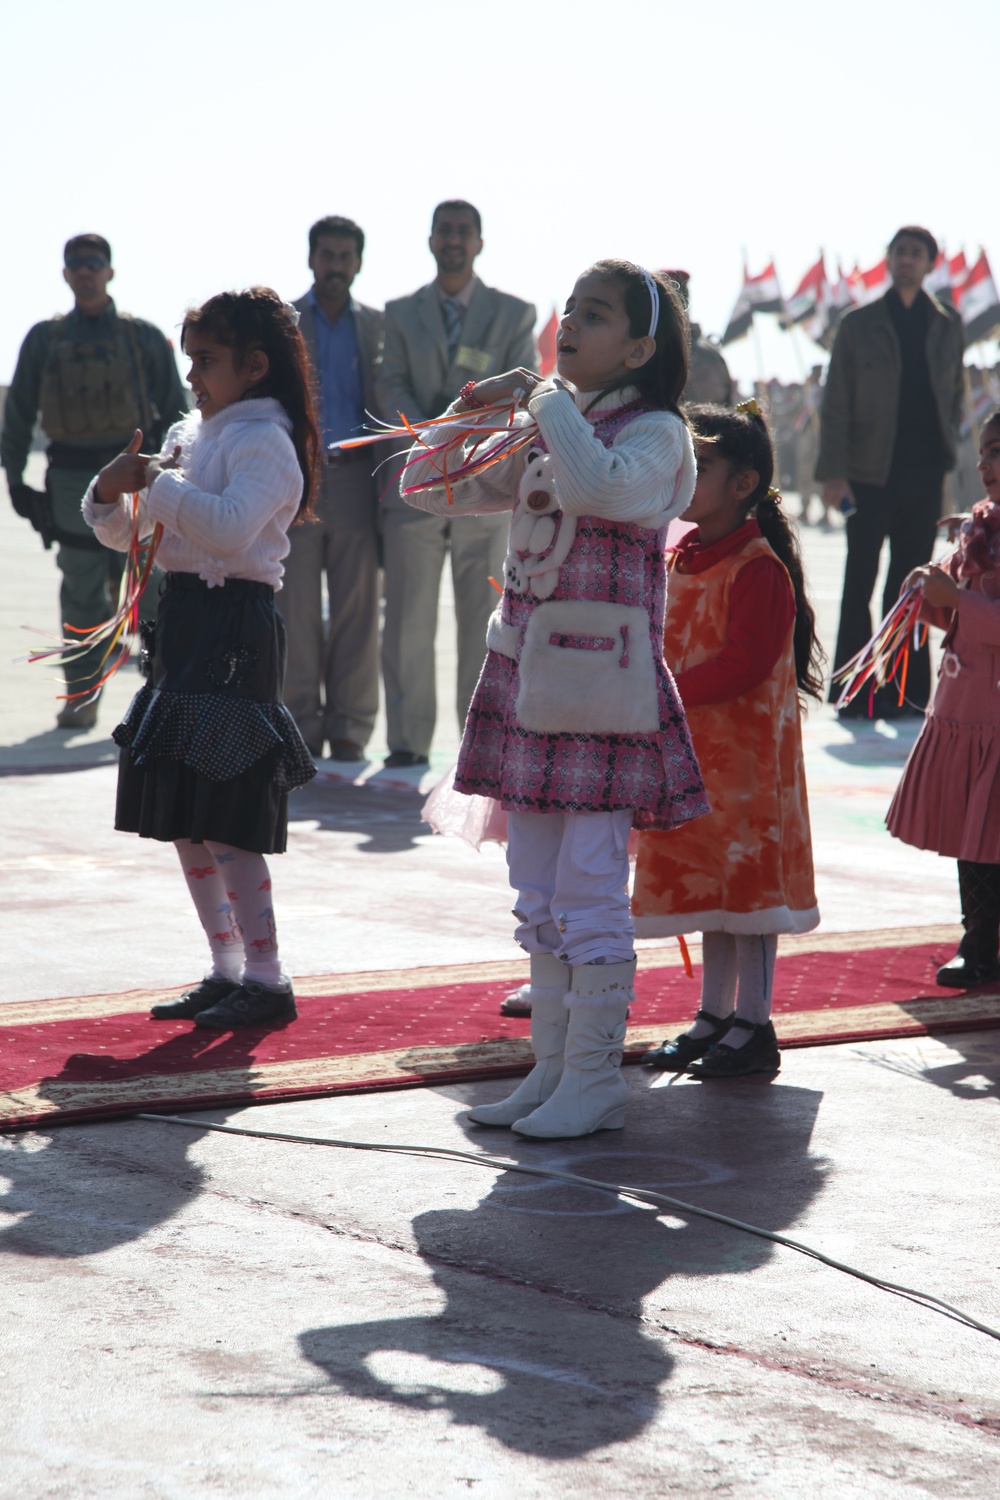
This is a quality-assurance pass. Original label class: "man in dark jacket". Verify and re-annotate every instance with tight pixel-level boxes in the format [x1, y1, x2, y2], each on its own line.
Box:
[1, 234, 187, 728]
[818, 225, 965, 715]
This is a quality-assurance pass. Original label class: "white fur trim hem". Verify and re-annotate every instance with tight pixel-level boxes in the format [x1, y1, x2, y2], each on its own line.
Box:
[633, 905, 821, 938]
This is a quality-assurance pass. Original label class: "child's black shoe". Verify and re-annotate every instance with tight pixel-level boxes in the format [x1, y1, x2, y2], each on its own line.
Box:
[194, 980, 297, 1030]
[150, 976, 239, 1020]
[641, 1008, 734, 1072]
[687, 1019, 780, 1078]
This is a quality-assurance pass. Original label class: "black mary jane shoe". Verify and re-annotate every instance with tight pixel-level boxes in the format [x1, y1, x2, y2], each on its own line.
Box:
[935, 955, 1000, 990]
[641, 1009, 734, 1072]
[194, 979, 298, 1030]
[687, 1019, 780, 1079]
[150, 976, 239, 1020]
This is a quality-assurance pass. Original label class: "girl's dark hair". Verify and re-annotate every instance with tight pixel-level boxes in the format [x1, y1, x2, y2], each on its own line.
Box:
[584, 260, 689, 418]
[181, 286, 320, 520]
[687, 402, 826, 701]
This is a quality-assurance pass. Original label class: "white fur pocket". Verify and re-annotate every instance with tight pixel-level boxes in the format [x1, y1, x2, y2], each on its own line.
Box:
[515, 600, 659, 735]
[486, 609, 520, 661]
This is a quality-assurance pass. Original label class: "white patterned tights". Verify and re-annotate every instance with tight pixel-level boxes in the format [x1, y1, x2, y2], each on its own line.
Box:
[174, 839, 285, 988]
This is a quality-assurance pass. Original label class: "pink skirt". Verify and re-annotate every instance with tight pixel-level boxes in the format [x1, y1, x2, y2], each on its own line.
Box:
[886, 715, 1000, 861]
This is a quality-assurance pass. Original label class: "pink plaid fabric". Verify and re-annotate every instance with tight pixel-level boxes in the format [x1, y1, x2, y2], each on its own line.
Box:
[454, 406, 708, 833]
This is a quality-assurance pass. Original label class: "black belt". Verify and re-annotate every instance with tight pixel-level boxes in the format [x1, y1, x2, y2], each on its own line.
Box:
[48, 441, 133, 470]
[164, 571, 275, 601]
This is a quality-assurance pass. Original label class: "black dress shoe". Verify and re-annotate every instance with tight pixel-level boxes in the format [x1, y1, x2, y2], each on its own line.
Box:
[641, 1008, 734, 1071]
[935, 955, 1000, 989]
[194, 979, 298, 1029]
[687, 1019, 781, 1079]
[150, 976, 239, 1020]
[384, 750, 429, 769]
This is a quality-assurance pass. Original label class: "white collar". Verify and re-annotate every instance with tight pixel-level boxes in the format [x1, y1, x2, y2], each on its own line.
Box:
[194, 395, 292, 437]
[571, 384, 642, 419]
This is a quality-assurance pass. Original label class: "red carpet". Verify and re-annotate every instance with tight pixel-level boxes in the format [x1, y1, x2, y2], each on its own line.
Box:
[3, 925, 999, 1129]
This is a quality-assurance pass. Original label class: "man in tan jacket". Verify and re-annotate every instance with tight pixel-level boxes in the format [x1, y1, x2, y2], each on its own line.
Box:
[376, 200, 536, 767]
[818, 225, 965, 716]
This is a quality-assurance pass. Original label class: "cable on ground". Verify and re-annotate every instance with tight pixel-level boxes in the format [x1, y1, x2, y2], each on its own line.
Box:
[138, 1112, 1000, 1345]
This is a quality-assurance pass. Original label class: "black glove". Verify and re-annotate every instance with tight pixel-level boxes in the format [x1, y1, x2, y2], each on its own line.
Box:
[8, 480, 56, 549]
[9, 481, 44, 521]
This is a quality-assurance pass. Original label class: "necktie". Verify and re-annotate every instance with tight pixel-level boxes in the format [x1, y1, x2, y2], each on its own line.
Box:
[442, 297, 463, 363]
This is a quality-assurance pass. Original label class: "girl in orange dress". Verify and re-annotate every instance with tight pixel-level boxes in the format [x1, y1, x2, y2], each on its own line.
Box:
[632, 401, 823, 1077]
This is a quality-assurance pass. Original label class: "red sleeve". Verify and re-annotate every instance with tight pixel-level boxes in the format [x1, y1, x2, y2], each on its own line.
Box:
[673, 556, 796, 708]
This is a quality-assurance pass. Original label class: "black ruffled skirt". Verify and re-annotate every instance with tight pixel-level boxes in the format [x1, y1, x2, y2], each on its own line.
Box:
[113, 572, 316, 853]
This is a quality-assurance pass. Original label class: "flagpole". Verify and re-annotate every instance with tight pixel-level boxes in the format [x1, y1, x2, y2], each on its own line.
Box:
[963, 364, 981, 464]
[751, 315, 765, 392]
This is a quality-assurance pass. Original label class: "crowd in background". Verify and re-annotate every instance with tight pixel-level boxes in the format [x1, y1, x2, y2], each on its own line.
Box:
[0, 214, 985, 756]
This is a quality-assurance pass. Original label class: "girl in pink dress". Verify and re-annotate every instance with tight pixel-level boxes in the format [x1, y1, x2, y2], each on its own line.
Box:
[887, 411, 1000, 987]
[403, 262, 708, 1139]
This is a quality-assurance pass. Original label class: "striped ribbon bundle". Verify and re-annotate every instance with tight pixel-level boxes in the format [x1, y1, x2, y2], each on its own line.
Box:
[22, 495, 162, 706]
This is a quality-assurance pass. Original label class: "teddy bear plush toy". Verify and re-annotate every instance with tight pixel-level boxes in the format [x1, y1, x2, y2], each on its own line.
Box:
[503, 447, 578, 600]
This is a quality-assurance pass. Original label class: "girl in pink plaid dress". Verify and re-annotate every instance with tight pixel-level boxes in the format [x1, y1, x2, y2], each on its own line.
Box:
[403, 261, 708, 1139]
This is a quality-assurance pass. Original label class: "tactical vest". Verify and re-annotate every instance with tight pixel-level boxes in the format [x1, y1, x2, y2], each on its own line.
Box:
[39, 313, 153, 446]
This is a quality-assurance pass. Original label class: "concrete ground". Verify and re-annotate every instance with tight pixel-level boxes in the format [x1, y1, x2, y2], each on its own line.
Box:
[2, 466, 999, 1496]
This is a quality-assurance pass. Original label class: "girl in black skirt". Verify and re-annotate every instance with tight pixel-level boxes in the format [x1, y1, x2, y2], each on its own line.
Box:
[82, 288, 320, 1028]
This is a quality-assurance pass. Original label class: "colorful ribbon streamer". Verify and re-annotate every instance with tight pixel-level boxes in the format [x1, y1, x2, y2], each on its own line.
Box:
[831, 586, 929, 714]
[330, 400, 537, 505]
[21, 494, 163, 706]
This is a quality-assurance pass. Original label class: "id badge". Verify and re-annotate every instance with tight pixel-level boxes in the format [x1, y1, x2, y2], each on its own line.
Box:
[456, 346, 493, 376]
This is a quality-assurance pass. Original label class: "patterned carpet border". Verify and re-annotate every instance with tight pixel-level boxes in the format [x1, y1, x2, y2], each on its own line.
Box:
[3, 925, 999, 1129]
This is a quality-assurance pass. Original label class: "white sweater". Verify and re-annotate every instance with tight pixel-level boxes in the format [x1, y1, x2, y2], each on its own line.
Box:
[82, 397, 303, 589]
[402, 383, 695, 528]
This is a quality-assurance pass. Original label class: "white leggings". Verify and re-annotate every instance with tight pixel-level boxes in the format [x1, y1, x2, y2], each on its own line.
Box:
[506, 809, 635, 966]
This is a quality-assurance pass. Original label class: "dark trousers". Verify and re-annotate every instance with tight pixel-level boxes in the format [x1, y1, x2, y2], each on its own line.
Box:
[829, 470, 944, 712]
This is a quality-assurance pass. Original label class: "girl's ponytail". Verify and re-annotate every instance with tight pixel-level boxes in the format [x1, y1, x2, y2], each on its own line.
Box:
[753, 489, 825, 701]
[688, 401, 826, 701]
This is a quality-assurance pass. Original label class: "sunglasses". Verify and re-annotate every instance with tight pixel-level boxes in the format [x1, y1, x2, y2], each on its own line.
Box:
[65, 255, 109, 272]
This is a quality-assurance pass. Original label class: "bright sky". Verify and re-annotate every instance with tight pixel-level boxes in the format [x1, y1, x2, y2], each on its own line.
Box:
[3, 0, 998, 391]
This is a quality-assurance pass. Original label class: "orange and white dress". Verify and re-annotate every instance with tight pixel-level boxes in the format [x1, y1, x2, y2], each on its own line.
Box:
[632, 520, 819, 936]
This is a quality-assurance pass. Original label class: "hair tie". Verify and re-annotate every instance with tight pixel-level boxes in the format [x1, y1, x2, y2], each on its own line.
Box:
[282, 302, 301, 328]
[633, 265, 660, 340]
[736, 397, 765, 420]
[765, 485, 782, 507]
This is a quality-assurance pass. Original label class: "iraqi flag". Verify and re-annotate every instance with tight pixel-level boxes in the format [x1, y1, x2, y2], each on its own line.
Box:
[806, 263, 855, 348]
[784, 255, 827, 326]
[537, 309, 559, 377]
[926, 250, 968, 307]
[960, 251, 1000, 344]
[849, 258, 890, 305]
[721, 262, 783, 345]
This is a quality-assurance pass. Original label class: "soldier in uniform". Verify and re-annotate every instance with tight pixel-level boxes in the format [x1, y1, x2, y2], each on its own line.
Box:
[664, 270, 733, 406]
[1, 234, 187, 728]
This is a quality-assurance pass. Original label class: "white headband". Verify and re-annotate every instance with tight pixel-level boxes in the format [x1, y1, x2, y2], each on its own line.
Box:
[638, 267, 659, 340]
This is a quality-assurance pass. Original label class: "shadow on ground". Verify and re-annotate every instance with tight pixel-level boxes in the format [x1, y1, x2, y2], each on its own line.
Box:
[0, 726, 120, 775]
[0, 1036, 263, 1257]
[300, 1079, 825, 1457]
[288, 778, 434, 855]
[822, 720, 922, 769]
[862, 1025, 1000, 1103]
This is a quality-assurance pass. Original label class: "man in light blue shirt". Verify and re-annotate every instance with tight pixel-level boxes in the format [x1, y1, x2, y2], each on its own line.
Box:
[282, 217, 384, 760]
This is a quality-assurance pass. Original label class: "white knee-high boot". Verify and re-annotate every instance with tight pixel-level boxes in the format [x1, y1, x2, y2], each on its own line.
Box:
[467, 954, 569, 1126]
[512, 959, 634, 1139]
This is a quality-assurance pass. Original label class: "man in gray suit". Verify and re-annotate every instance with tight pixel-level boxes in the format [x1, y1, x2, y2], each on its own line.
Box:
[282, 216, 383, 761]
[376, 200, 536, 768]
